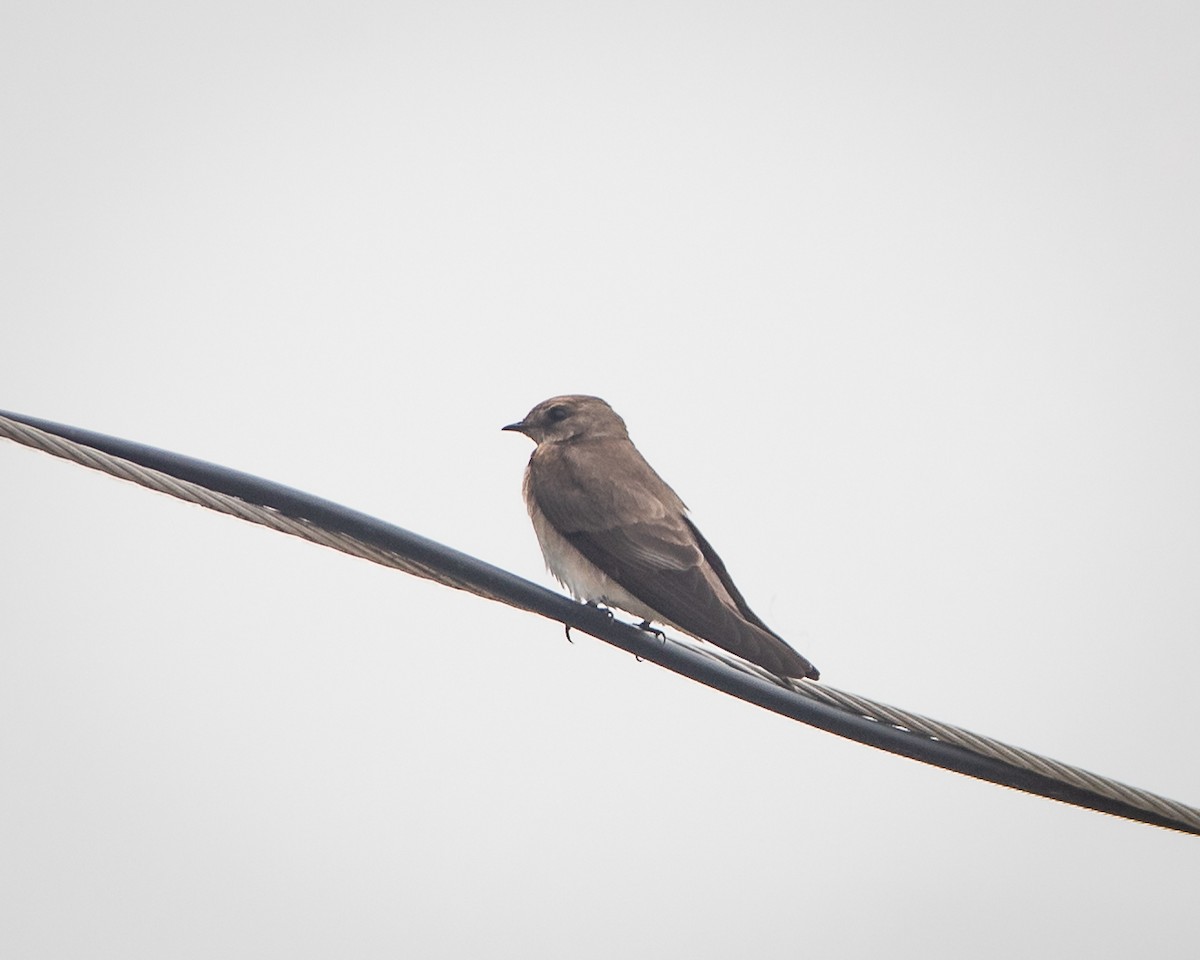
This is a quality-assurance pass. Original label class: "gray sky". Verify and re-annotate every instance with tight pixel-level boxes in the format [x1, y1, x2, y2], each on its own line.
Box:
[3, 2, 1199, 957]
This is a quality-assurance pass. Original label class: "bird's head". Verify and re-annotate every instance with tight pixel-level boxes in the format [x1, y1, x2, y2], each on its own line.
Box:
[502, 395, 629, 444]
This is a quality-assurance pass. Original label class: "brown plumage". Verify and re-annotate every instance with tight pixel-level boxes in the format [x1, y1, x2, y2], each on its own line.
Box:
[503, 395, 819, 682]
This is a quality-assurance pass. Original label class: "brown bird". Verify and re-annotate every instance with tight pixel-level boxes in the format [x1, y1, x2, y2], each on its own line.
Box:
[503, 395, 819, 682]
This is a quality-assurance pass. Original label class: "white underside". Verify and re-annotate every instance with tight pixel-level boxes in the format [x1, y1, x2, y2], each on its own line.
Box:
[530, 504, 665, 625]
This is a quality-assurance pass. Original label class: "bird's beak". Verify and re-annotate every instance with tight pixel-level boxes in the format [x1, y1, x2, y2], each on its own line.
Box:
[501, 420, 528, 435]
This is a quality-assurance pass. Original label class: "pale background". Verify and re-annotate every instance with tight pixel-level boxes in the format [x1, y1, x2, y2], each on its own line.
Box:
[2, 2, 1198, 957]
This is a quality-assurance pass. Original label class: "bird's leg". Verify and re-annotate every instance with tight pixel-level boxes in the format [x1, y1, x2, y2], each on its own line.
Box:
[632, 617, 660, 664]
[637, 620, 667, 642]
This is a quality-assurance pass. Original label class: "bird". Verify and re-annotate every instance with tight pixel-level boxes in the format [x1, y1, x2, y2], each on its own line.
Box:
[503, 395, 819, 682]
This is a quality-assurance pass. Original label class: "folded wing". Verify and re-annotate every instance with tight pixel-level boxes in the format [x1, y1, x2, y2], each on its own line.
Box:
[530, 440, 819, 680]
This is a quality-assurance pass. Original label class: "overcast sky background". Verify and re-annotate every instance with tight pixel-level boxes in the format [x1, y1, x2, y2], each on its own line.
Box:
[3, 2, 1199, 957]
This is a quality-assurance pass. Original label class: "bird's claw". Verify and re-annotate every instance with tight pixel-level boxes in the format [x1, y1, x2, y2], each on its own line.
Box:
[565, 601, 615, 643]
[637, 620, 667, 642]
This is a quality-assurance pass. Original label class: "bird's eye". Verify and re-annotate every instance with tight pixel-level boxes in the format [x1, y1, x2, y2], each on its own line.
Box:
[546, 405, 571, 422]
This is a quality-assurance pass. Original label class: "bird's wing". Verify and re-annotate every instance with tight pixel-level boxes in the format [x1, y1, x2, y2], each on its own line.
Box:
[529, 440, 818, 680]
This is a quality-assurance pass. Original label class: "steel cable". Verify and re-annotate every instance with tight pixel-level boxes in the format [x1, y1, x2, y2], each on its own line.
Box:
[2, 410, 1197, 835]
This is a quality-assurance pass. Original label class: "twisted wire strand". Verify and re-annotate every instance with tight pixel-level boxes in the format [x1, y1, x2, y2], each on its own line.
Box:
[2, 413, 1197, 834]
[689, 640, 1198, 824]
[0, 416, 532, 609]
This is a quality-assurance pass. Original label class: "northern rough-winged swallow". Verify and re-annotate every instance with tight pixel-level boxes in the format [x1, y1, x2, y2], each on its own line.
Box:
[503, 395, 819, 682]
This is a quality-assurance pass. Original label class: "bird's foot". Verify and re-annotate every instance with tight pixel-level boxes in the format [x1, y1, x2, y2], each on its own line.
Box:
[566, 601, 615, 642]
[637, 620, 667, 642]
